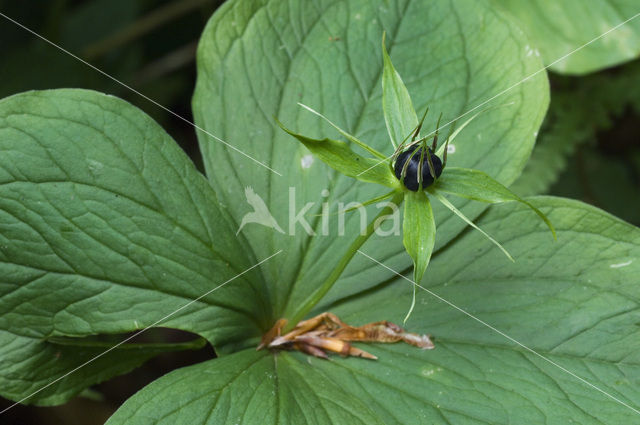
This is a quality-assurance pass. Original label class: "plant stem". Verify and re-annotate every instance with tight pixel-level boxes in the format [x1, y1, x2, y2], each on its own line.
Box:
[284, 191, 404, 332]
[82, 0, 212, 60]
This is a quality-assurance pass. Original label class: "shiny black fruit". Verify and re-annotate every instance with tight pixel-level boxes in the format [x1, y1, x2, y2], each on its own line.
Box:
[394, 147, 443, 191]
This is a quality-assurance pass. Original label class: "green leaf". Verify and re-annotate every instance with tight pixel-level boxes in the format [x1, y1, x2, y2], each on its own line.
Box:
[276, 119, 400, 189]
[435, 167, 556, 239]
[382, 32, 418, 149]
[193, 0, 549, 316]
[0, 89, 269, 404]
[493, 0, 640, 75]
[402, 191, 436, 322]
[322, 197, 640, 424]
[109, 197, 640, 423]
[106, 349, 384, 425]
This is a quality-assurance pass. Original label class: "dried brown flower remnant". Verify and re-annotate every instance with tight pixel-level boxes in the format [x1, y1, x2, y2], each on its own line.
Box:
[258, 312, 434, 360]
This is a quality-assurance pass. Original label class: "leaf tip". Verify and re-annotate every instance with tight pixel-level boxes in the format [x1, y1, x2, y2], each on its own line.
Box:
[274, 116, 293, 136]
[381, 31, 391, 61]
[531, 204, 557, 241]
[403, 284, 417, 324]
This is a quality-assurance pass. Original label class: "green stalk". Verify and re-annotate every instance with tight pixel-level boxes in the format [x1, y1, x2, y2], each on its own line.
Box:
[82, 0, 211, 60]
[284, 191, 404, 331]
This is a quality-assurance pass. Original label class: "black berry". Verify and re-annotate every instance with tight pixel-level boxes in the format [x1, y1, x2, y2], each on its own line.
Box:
[394, 147, 443, 191]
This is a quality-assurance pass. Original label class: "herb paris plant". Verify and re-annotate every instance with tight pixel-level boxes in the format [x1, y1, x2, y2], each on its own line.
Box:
[279, 34, 555, 321]
[2, 1, 640, 424]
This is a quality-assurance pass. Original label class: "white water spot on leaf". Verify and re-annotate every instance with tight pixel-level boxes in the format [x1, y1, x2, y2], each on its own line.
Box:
[87, 159, 104, 176]
[421, 367, 441, 377]
[420, 366, 443, 377]
[610, 260, 632, 269]
[525, 45, 534, 57]
[301, 154, 314, 169]
[447, 144, 456, 154]
[355, 13, 361, 20]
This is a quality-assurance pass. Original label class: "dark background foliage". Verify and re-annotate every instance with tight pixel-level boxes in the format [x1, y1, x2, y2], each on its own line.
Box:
[0, 0, 638, 423]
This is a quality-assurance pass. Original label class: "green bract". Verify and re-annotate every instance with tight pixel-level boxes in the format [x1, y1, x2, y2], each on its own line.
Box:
[279, 34, 556, 320]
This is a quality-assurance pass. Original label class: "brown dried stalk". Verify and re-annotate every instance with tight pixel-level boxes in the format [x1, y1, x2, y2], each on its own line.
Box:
[258, 312, 434, 360]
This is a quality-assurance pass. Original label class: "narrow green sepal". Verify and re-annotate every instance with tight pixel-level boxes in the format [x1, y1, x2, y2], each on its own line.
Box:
[382, 32, 418, 149]
[312, 190, 396, 217]
[402, 191, 436, 322]
[435, 167, 557, 239]
[276, 118, 400, 189]
[297, 103, 387, 160]
[435, 102, 515, 157]
[342, 190, 396, 214]
[431, 190, 514, 261]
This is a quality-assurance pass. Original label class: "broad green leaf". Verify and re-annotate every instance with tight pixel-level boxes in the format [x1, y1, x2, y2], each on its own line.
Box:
[402, 191, 435, 321]
[106, 349, 384, 425]
[435, 167, 556, 238]
[320, 197, 640, 424]
[193, 0, 549, 316]
[109, 197, 640, 423]
[382, 32, 418, 149]
[493, 0, 640, 75]
[276, 120, 399, 189]
[0, 89, 268, 404]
